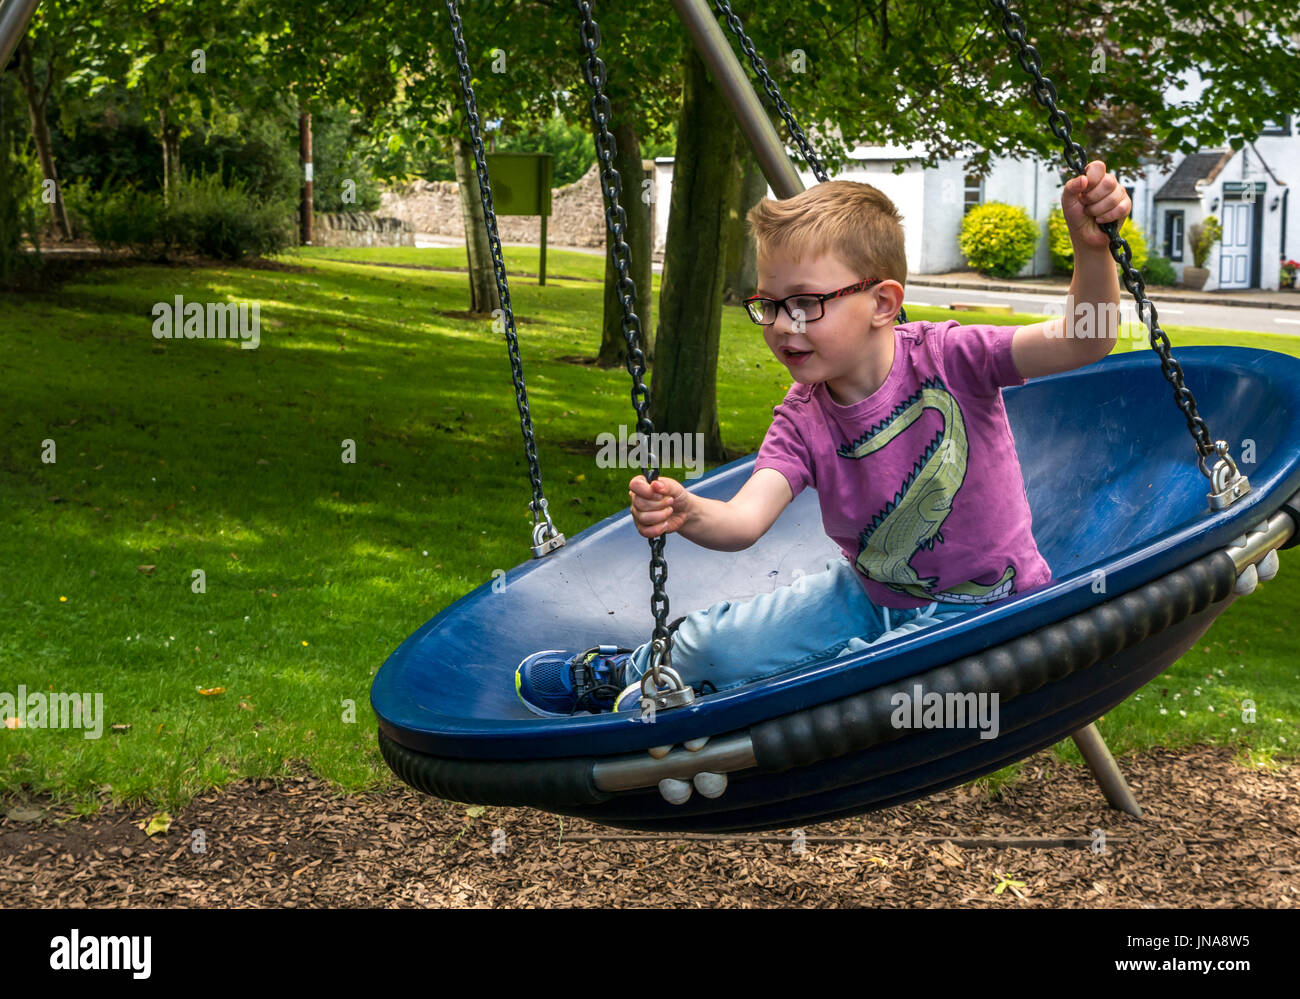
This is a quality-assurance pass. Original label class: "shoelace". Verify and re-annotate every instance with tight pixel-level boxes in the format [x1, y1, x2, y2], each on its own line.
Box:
[571, 649, 628, 715]
[573, 681, 625, 715]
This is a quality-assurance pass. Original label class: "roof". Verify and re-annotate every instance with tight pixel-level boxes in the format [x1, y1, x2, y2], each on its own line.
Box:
[1153, 150, 1234, 201]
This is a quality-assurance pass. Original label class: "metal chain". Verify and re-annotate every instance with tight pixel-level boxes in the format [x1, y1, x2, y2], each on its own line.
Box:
[445, 0, 563, 553]
[712, 0, 831, 184]
[988, 0, 1222, 480]
[710, 0, 906, 324]
[574, 1, 673, 665]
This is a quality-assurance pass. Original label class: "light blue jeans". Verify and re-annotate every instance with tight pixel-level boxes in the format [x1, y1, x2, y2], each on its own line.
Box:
[623, 557, 977, 694]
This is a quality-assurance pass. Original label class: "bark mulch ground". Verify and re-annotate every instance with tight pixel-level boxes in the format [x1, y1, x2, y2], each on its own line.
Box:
[3, 745, 1296, 908]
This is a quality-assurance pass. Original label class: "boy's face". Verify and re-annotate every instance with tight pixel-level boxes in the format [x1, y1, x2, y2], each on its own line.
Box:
[754, 249, 897, 384]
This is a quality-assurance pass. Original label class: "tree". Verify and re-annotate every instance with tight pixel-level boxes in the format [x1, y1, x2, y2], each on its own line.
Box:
[53, 0, 270, 203]
[255, 1, 406, 243]
[126, 0, 232, 200]
[13, 33, 70, 239]
[649, 43, 743, 463]
[595, 96, 656, 367]
[452, 134, 501, 313]
[723, 123, 771, 305]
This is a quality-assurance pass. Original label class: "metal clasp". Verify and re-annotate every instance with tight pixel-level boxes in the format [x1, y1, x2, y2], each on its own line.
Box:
[529, 497, 566, 558]
[1206, 441, 1250, 511]
[639, 637, 694, 711]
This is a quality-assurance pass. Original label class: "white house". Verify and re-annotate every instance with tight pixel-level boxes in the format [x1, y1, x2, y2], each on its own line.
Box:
[1126, 124, 1294, 291]
[652, 144, 1064, 279]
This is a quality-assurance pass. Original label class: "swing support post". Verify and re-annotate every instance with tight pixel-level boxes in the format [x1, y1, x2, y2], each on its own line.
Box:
[0, 0, 40, 70]
[670, 0, 1144, 818]
[1072, 722, 1143, 818]
[668, 0, 802, 199]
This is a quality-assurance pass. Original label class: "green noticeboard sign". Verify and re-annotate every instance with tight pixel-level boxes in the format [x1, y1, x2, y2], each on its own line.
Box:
[483, 152, 554, 284]
[484, 152, 553, 216]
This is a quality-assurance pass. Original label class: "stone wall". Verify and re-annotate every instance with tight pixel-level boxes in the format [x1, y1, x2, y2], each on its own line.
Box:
[378, 161, 657, 251]
[311, 212, 415, 247]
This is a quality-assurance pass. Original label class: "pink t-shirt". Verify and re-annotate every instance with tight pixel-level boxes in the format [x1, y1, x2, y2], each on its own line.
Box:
[755, 319, 1052, 610]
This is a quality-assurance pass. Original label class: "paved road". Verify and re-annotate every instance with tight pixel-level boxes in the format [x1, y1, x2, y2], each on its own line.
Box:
[903, 283, 1298, 337]
[413, 235, 1296, 336]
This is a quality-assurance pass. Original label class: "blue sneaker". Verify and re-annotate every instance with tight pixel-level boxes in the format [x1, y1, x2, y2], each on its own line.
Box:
[515, 645, 633, 717]
[612, 681, 647, 715]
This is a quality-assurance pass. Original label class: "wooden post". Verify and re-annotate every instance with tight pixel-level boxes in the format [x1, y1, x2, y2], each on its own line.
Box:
[539, 213, 547, 286]
[299, 106, 314, 245]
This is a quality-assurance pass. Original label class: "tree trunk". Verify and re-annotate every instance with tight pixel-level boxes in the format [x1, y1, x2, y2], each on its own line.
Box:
[723, 131, 767, 305]
[649, 46, 741, 464]
[596, 101, 655, 368]
[452, 135, 501, 315]
[299, 105, 314, 244]
[159, 104, 181, 202]
[15, 39, 70, 240]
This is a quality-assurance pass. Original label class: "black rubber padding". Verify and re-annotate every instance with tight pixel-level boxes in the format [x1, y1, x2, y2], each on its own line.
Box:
[749, 548, 1238, 772]
[1277, 489, 1300, 550]
[378, 728, 611, 807]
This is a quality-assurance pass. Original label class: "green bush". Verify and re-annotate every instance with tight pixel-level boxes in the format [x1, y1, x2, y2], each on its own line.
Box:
[1047, 206, 1073, 274]
[958, 202, 1040, 278]
[185, 113, 299, 208]
[1048, 206, 1148, 274]
[1189, 215, 1222, 269]
[165, 172, 294, 260]
[64, 181, 168, 258]
[64, 172, 293, 261]
[1141, 255, 1177, 286]
[1120, 218, 1149, 273]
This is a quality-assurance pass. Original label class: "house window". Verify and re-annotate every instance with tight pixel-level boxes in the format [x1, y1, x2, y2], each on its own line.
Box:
[963, 170, 984, 215]
[1164, 210, 1184, 262]
[1261, 115, 1292, 136]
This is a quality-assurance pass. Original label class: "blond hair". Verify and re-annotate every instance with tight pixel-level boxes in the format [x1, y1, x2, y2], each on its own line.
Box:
[745, 180, 907, 286]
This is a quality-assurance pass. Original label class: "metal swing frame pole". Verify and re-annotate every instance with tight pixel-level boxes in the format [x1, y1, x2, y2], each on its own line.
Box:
[668, 0, 1142, 818]
[668, 0, 801, 199]
[0, 0, 40, 70]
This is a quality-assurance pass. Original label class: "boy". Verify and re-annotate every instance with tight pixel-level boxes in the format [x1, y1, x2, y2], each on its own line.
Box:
[517, 161, 1130, 717]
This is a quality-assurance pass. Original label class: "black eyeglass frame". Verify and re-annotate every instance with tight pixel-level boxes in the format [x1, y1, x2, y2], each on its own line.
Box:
[742, 277, 885, 326]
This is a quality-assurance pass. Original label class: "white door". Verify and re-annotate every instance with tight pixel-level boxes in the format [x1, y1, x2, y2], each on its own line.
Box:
[1218, 201, 1253, 289]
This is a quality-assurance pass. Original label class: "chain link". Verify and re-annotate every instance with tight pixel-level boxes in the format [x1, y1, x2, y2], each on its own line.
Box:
[713, 0, 830, 185]
[445, 0, 563, 543]
[575, 1, 672, 657]
[988, 0, 1219, 478]
[710, 0, 906, 324]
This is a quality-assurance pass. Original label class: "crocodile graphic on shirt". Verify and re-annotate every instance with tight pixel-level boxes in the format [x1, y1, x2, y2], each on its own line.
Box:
[836, 375, 1015, 604]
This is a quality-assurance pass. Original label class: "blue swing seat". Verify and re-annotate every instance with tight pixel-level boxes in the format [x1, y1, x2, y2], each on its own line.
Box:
[371, 344, 1300, 832]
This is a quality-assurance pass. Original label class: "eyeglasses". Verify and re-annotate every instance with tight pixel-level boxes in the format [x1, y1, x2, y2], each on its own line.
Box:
[743, 277, 884, 326]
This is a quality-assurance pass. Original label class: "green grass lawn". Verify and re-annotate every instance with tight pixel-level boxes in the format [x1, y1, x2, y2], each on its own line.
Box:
[1, 245, 1295, 817]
